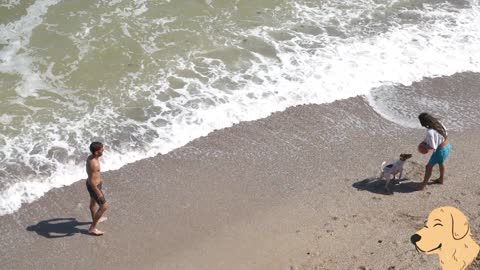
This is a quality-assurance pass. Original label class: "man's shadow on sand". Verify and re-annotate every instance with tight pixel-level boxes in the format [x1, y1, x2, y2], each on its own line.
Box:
[352, 177, 422, 195]
[26, 218, 90, 238]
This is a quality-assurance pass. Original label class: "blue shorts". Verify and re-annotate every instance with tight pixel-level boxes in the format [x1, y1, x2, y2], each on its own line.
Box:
[428, 144, 451, 165]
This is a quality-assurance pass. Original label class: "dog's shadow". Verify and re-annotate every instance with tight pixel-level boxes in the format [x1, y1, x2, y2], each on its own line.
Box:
[353, 160, 427, 195]
[26, 218, 90, 238]
[352, 177, 422, 195]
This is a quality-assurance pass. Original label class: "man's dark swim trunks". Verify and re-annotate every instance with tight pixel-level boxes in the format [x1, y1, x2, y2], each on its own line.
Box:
[86, 181, 106, 206]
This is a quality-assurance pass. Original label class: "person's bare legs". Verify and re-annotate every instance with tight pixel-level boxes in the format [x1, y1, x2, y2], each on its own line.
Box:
[89, 203, 108, 235]
[419, 164, 434, 190]
[434, 163, 445, 184]
[89, 198, 96, 221]
[427, 164, 446, 185]
[89, 199, 107, 223]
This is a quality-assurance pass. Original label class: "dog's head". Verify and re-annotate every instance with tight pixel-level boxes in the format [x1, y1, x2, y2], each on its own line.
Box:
[399, 153, 412, 161]
[411, 206, 470, 255]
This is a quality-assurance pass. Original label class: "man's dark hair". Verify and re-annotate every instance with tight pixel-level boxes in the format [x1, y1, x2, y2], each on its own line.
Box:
[89, 142, 104, 154]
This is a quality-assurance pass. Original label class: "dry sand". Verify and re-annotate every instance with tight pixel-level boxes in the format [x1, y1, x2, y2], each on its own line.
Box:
[1, 78, 480, 269]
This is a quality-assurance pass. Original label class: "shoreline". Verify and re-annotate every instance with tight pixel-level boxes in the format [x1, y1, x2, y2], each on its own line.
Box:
[1, 80, 480, 269]
[2, 71, 480, 217]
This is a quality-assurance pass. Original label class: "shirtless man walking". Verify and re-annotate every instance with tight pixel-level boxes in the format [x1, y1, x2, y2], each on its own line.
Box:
[86, 142, 109, 236]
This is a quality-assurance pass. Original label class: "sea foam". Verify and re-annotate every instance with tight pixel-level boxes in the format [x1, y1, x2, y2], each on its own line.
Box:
[1, 0, 480, 215]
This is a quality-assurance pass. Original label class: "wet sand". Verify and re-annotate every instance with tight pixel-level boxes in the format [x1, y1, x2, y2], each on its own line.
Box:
[1, 75, 480, 269]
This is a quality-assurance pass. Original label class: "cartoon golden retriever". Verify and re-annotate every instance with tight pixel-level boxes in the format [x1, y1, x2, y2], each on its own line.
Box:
[411, 206, 480, 270]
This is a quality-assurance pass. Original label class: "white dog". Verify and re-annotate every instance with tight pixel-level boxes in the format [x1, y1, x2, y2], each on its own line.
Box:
[379, 153, 412, 192]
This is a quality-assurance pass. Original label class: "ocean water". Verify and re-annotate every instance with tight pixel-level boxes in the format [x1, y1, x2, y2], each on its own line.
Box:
[1, 0, 480, 215]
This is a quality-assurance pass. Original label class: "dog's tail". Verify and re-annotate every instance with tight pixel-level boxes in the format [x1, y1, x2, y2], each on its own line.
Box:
[379, 161, 387, 178]
[381, 161, 386, 171]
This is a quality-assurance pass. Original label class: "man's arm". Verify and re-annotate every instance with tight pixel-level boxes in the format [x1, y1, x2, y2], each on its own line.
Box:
[88, 160, 105, 200]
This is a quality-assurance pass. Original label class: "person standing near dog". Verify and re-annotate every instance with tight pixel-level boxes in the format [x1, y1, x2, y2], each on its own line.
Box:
[86, 141, 109, 235]
[418, 113, 451, 190]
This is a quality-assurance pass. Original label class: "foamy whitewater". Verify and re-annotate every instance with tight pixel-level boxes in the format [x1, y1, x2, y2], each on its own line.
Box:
[1, 0, 480, 215]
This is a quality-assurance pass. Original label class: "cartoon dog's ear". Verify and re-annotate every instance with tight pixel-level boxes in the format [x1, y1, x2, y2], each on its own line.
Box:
[450, 208, 470, 240]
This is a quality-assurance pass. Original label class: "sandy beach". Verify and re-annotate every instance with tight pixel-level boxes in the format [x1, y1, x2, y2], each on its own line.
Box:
[1, 74, 480, 270]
